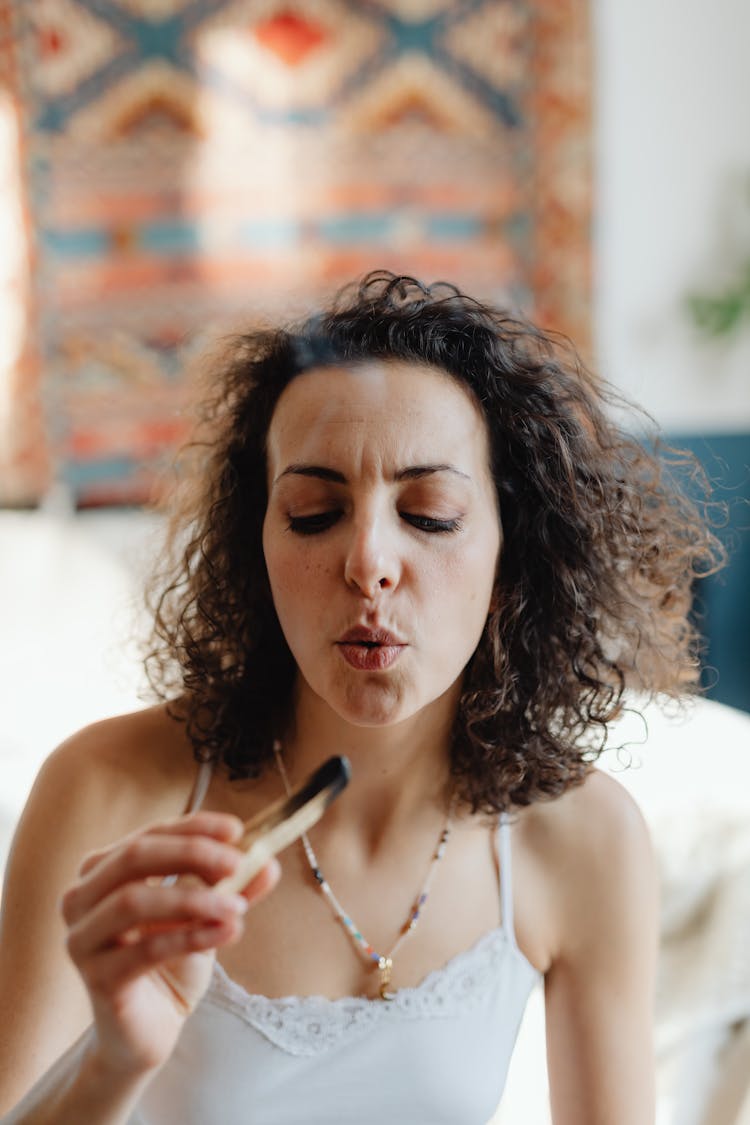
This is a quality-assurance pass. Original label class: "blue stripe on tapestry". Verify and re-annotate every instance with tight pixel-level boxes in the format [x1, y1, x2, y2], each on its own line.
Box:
[317, 214, 394, 244]
[425, 215, 482, 241]
[43, 229, 110, 258]
[238, 220, 300, 250]
[62, 457, 144, 487]
[142, 222, 201, 254]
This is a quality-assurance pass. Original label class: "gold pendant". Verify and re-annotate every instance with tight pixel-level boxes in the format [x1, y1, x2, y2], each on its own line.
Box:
[378, 955, 395, 1001]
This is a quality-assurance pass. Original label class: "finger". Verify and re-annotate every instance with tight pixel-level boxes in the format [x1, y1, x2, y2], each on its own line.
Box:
[77, 813, 245, 878]
[71, 859, 280, 960]
[66, 883, 249, 964]
[239, 857, 282, 901]
[83, 862, 283, 992]
[143, 811, 246, 842]
[63, 835, 243, 925]
[83, 918, 239, 1003]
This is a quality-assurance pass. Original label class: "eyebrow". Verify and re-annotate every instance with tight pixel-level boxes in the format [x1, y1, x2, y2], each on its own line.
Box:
[274, 463, 471, 485]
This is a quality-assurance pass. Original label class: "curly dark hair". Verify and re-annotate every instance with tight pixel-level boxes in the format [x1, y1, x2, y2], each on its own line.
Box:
[145, 271, 724, 814]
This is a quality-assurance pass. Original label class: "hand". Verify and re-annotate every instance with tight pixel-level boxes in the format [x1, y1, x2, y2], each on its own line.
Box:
[60, 811, 279, 1080]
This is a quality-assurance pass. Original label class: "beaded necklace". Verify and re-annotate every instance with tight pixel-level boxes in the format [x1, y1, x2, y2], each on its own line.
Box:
[273, 741, 456, 1000]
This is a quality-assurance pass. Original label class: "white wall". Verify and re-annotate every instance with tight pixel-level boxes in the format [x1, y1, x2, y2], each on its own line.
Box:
[594, 0, 750, 432]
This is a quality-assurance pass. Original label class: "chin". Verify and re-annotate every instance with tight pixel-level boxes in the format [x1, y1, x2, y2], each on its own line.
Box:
[337, 682, 412, 728]
[329, 661, 449, 726]
[299, 665, 460, 732]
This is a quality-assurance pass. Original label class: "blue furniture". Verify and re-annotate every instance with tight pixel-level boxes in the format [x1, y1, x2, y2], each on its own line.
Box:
[668, 433, 750, 714]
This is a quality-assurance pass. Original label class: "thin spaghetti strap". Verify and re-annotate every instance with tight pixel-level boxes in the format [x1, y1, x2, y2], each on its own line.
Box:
[496, 814, 519, 951]
[161, 761, 217, 886]
[183, 759, 214, 815]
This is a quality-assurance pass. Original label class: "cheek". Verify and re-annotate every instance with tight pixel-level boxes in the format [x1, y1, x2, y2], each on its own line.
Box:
[444, 530, 500, 598]
[267, 552, 305, 611]
[263, 533, 330, 627]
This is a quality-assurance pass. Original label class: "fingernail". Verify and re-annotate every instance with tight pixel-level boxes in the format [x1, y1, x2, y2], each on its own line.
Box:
[230, 894, 249, 915]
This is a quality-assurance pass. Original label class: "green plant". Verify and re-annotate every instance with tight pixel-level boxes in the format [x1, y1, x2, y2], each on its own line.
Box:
[686, 261, 750, 337]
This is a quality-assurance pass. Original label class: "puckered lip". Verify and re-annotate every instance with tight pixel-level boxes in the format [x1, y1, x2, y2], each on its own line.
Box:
[337, 625, 406, 646]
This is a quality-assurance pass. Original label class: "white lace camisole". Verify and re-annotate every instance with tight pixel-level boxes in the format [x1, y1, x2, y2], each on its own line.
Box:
[131, 762, 541, 1125]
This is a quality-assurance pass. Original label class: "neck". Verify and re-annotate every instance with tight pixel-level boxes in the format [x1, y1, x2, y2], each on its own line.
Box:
[278, 681, 457, 849]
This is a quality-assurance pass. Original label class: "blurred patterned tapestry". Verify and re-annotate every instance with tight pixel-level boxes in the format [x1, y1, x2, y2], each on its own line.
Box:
[0, 0, 591, 506]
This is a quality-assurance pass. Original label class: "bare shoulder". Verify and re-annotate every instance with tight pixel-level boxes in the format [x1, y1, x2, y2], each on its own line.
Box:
[2, 699, 199, 940]
[521, 766, 652, 860]
[514, 767, 657, 969]
[36, 701, 197, 824]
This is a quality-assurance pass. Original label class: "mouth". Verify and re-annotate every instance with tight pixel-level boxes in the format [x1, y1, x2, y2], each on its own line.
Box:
[337, 626, 405, 647]
[335, 626, 407, 671]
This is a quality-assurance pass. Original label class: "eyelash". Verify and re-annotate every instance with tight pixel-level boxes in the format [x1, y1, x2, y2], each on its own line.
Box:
[287, 512, 463, 536]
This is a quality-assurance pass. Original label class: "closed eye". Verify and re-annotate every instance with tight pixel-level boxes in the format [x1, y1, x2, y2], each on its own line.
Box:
[402, 514, 463, 533]
[287, 512, 463, 536]
[288, 511, 341, 535]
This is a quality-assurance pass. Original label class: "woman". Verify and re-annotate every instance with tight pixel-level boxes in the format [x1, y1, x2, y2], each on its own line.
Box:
[0, 273, 721, 1123]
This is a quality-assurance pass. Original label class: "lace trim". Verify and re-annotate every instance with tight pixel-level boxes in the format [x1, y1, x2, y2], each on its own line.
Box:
[205, 927, 539, 1057]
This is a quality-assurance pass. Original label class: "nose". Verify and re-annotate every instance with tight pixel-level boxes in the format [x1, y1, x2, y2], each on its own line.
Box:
[343, 511, 400, 598]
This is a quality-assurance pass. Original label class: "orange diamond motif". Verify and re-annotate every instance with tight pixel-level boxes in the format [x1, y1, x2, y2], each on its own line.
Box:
[253, 9, 329, 68]
[38, 26, 67, 58]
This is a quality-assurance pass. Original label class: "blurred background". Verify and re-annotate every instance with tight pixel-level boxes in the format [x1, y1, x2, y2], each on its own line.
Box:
[0, 1, 748, 1122]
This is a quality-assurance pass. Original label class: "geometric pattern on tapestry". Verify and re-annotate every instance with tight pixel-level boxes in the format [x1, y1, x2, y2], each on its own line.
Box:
[5, 0, 591, 505]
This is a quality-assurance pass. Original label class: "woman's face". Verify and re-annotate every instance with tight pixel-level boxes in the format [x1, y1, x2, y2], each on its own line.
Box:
[262, 360, 501, 729]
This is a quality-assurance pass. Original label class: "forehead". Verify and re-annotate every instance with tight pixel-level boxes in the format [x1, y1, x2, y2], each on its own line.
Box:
[266, 360, 490, 470]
